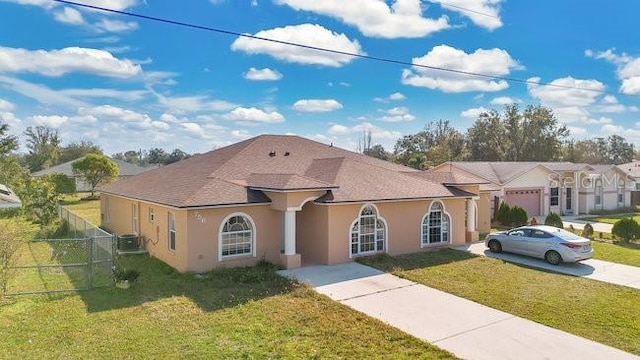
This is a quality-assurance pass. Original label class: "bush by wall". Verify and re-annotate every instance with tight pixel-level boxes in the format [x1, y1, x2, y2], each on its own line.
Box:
[581, 223, 594, 238]
[508, 206, 529, 227]
[611, 218, 640, 242]
[496, 202, 511, 225]
[544, 212, 564, 228]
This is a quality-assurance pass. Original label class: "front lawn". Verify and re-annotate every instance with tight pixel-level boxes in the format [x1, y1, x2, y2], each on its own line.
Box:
[0, 254, 455, 359]
[591, 241, 640, 267]
[578, 213, 640, 224]
[359, 249, 640, 356]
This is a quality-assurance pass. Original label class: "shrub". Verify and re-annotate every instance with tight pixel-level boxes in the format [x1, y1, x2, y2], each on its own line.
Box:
[508, 206, 529, 226]
[112, 265, 140, 283]
[42, 173, 76, 194]
[496, 202, 511, 225]
[581, 223, 594, 238]
[611, 218, 640, 242]
[544, 212, 564, 228]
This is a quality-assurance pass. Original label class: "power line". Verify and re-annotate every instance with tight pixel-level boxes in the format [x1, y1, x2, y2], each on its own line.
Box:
[436, 1, 501, 19]
[51, 0, 636, 98]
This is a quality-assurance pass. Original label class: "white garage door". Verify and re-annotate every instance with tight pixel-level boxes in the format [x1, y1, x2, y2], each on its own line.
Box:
[505, 189, 541, 217]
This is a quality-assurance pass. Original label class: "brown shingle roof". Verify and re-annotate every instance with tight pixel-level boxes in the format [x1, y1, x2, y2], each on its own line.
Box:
[99, 135, 474, 207]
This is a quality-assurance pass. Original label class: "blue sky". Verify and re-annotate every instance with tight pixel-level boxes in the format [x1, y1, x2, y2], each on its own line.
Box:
[1, 0, 639, 155]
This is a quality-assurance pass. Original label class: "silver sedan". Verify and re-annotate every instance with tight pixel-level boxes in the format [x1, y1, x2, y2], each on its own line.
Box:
[485, 225, 593, 265]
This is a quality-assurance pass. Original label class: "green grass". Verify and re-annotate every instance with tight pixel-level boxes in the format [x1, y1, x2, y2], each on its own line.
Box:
[578, 213, 640, 224]
[591, 241, 640, 267]
[60, 193, 101, 225]
[0, 255, 456, 359]
[359, 249, 640, 355]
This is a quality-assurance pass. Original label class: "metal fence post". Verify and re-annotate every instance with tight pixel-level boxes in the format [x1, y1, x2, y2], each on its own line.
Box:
[87, 237, 94, 289]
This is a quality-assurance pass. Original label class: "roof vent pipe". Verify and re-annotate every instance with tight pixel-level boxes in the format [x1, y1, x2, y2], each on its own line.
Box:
[269, 151, 276, 157]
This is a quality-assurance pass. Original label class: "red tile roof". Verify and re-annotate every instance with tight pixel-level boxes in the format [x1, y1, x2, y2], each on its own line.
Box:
[99, 135, 475, 207]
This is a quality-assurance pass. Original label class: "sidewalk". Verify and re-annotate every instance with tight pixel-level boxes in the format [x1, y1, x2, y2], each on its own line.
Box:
[457, 243, 640, 289]
[561, 215, 614, 233]
[279, 263, 637, 360]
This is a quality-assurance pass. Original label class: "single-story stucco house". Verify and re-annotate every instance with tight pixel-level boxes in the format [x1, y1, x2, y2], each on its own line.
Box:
[33, 156, 153, 192]
[430, 161, 632, 217]
[618, 160, 640, 190]
[99, 135, 492, 272]
[0, 183, 21, 209]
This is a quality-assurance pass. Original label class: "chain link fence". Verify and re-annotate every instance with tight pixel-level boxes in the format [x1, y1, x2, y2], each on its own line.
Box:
[7, 206, 115, 295]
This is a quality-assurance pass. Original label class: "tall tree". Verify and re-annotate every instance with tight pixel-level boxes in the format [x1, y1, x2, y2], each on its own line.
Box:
[394, 120, 465, 169]
[565, 136, 634, 164]
[24, 126, 61, 172]
[363, 144, 391, 161]
[466, 104, 568, 161]
[164, 148, 191, 165]
[58, 141, 102, 164]
[72, 154, 119, 197]
[146, 148, 167, 164]
[0, 122, 18, 156]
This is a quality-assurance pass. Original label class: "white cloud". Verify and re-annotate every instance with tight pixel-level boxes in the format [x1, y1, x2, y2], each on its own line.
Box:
[583, 116, 613, 125]
[244, 67, 283, 81]
[586, 48, 640, 95]
[8, 0, 138, 11]
[567, 126, 587, 136]
[0, 99, 16, 112]
[379, 106, 416, 122]
[275, 0, 450, 38]
[231, 24, 364, 67]
[460, 106, 489, 118]
[79, 105, 169, 130]
[0, 46, 142, 78]
[327, 122, 402, 141]
[402, 45, 521, 92]
[30, 114, 97, 127]
[292, 99, 343, 112]
[374, 92, 406, 102]
[430, 0, 503, 30]
[58, 88, 148, 102]
[0, 75, 86, 108]
[53, 7, 85, 25]
[223, 107, 285, 125]
[489, 96, 520, 105]
[595, 95, 639, 114]
[152, 91, 237, 114]
[94, 18, 139, 33]
[527, 76, 605, 122]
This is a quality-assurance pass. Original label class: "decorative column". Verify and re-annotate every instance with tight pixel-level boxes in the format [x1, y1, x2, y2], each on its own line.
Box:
[466, 197, 478, 242]
[280, 209, 301, 269]
[466, 198, 476, 232]
[284, 210, 296, 256]
[573, 172, 580, 215]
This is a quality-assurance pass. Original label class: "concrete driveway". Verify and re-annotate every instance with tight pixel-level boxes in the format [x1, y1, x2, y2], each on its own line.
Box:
[457, 242, 640, 289]
[279, 263, 637, 360]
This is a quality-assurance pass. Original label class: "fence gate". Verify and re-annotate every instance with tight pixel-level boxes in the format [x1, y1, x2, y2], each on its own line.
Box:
[7, 206, 115, 295]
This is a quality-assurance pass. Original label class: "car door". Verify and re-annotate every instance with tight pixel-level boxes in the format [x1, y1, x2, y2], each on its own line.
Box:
[504, 229, 531, 254]
[526, 229, 554, 258]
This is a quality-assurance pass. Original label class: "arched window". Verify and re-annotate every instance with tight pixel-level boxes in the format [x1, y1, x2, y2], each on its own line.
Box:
[350, 206, 385, 256]
[422, 201, 450, 246]
[220, 214, 254, 258]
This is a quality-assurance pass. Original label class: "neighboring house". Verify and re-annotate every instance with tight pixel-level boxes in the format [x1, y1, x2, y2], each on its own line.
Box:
[99, 135, 492, 272]
[618, 160, 640, 190]
[33, 156, 153, 192]
[431, 162, 632, 217]
[0, 184, 21, 209]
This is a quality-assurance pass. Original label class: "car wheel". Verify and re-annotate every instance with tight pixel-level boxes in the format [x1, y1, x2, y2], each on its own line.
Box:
[488, 240, 502, 253]
[545, 250, 562, 265]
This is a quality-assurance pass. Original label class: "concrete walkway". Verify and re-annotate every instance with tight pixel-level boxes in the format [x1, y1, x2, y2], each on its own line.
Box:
[561, 215, 614, 233]
[279, 263, 637, 360]
[457, 242, 640, 289]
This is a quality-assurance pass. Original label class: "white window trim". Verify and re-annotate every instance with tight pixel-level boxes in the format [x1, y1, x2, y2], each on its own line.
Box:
[348, 203, 388, 259]
[421, 200, 452, 248]
[595, 180, 603, 206]
[168, 212, 176, 253]
[132, 203, 139, 235]
[550, 187, 559, 207]
[218, 212, 257, 261]
[618, 181, 624, 204]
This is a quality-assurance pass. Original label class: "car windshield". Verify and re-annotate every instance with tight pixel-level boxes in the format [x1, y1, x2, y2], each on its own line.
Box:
[548, 228, 583, 241]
